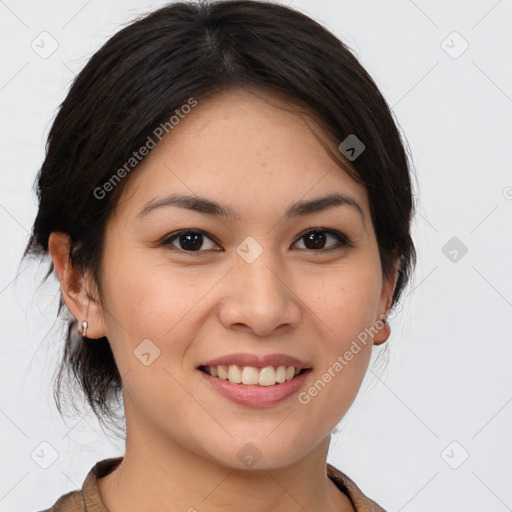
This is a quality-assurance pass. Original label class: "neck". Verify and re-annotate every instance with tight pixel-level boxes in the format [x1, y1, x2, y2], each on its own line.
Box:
[97, 402, 353, 512]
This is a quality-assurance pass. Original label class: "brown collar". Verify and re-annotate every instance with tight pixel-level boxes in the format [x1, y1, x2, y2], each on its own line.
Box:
[76, 457, 386, 512]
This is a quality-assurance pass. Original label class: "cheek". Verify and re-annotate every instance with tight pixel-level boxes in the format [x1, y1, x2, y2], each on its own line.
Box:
[99, 248, 235, 389]
[99, 257, 204, 418]
[298, 261, 381, 399]
[101, 243, 201, 329]
[98, 250, 193, 363]
[303, 260, 382, 337]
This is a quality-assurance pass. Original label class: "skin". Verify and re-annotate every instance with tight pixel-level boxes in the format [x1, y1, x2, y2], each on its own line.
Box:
[49, 86, 398, 512]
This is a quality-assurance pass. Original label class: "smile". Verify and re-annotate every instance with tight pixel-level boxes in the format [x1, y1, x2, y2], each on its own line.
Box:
[198, 364, 307, 386]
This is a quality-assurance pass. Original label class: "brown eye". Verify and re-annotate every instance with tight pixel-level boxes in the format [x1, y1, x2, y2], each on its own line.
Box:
[163, 230, 218, 252]
[293, 229, 353, 251]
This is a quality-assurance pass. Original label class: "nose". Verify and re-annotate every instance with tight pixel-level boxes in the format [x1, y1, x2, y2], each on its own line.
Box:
[217, 248, 302, 336]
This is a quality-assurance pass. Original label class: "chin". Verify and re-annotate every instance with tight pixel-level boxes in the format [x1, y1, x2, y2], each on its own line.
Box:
[198, 430, 313, 471]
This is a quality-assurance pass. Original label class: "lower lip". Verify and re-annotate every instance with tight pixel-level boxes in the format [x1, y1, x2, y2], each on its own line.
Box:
[197, 369, 312, 407]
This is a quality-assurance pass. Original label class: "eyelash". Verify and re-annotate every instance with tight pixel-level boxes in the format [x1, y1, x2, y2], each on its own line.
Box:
[161, 228, 354, 254]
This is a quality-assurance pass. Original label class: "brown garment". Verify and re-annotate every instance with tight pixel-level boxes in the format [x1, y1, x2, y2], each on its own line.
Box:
[37, 457, 386, 512]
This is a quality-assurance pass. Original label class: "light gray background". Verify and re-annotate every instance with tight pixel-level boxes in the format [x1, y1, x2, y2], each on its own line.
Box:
[1, 1, 511, 511]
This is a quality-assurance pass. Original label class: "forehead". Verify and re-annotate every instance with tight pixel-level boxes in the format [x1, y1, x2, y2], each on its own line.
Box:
[114, 87, 369, 221]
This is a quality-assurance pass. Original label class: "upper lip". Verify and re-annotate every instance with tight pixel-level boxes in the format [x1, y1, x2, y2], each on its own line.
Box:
[198, 353, 312, 369]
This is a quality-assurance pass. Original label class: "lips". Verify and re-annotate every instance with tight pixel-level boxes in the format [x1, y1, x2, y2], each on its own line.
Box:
[197, 366, 312, 407]
[196, 353, 313, 404]
[198, 352, 312, 370]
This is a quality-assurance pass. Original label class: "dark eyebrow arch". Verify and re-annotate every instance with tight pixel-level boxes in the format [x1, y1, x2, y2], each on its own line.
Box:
[136, 192, 364, 222]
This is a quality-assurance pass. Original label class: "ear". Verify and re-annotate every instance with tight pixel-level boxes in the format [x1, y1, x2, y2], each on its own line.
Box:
[48, 232, 107, 339]
[373, 249, 400, 346]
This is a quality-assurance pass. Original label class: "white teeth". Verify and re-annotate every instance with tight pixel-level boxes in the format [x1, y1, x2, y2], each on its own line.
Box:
[228, 364, 242, 383]
[204, 364, 304, 386]
[241, 366, 259, 385]
[217, 365, 228, 380]
[276, 365, 286, 383]
[258, 366, 277, 387]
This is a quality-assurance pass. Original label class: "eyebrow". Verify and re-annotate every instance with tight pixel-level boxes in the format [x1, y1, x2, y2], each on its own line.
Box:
[136, 192, 364, 222]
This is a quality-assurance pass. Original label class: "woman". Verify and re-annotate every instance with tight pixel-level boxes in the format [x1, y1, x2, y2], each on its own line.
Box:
[24, 1, 416, 510]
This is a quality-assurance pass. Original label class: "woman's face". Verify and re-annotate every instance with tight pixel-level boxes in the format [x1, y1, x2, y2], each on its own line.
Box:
[93, 87, 396, 469]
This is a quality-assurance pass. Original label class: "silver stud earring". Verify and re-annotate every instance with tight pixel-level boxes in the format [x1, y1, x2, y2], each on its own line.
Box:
[80, 320, 89, 337]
